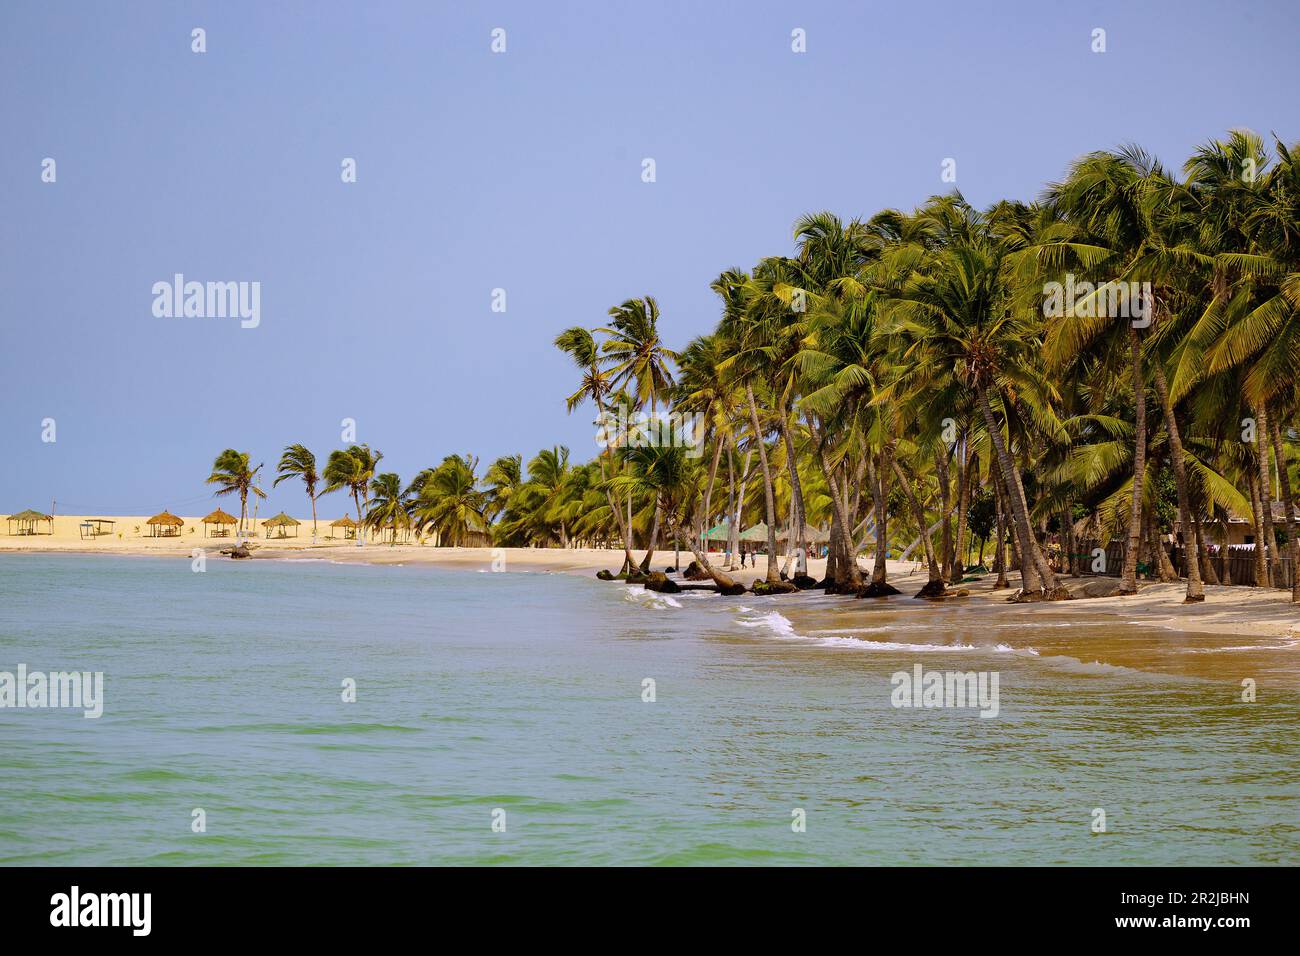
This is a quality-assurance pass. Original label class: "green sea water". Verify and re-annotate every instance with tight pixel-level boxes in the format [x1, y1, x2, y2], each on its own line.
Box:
[1, 553, 1296, 865]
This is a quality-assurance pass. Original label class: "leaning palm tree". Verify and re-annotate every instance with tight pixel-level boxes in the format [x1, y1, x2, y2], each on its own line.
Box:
[600, 296, 679, 570]
[365, 472, 412, 544]
[555, 325, 637, 571]
[273, 444, 320, 542]
[412, 455, 488, 546]
[322, 444, 381, 545]
[206, 449, 266, 537]
[606, 444, 744, 593]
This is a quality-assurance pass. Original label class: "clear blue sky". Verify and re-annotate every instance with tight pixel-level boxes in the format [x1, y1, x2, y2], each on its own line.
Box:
[2, 0, 1297, 516]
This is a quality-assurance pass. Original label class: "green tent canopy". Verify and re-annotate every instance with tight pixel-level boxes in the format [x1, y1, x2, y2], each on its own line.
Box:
[702, 521, 733, 542]
[738, 523, 769, 543]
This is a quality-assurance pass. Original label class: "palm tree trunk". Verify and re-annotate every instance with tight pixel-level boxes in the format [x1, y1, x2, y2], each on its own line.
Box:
[976, 384, 1051, 592]
[1268, 415, 1300, 601]
[746, 384, 780, 583]
[952, 444, 973, 582]
[1121, 327, 1147, 593]
[815, 441, 863, 589]
[779, 415, 808, 575]
[1256, 403, 1278, 588]
[992, 467, 1009, 589]
[1249, 469, 1267, 586]
[1149, 363, 1203, 601]
[669, 513, 740, 592]
[1194, 510, 1218, 585]
[310, 494, 318, 544]
[892, 461, 942, 584]
[871, 443, 895, 585]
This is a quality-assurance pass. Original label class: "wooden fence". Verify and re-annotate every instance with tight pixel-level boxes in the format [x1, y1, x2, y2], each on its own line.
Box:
[1071, 539, 1294, 590]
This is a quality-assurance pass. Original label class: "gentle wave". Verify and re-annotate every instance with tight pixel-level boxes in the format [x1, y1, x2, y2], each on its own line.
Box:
[737, 611, 1037, 654]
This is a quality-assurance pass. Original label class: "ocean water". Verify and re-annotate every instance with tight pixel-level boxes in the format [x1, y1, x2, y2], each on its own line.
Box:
[1, 553, 1297, 866]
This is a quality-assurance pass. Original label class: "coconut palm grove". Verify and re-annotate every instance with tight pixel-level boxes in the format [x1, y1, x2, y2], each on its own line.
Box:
[206, 131, 1300, 606]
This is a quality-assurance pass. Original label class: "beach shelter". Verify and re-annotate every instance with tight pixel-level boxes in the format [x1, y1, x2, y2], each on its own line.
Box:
[145, 510, 184, 537]
[201, 508, 237, 538]
[78, 518, 115, 539]
[263, 512, 301, 539]
[6, 509, 53, 535]
[777, 525, 830, 546]
[702, 520, 733, 542]
[329, 515, 358, 540]
[737, 523, 769, 543]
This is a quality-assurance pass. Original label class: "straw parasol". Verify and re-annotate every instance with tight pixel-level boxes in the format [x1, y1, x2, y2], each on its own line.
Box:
[262, 512, 301, 539]
[737, 522, 769, 543]
[6, 509, 53, 535]
[329, 515, 358, 540]
[201, 508, 238, 538]
[146, 510, 184, 537]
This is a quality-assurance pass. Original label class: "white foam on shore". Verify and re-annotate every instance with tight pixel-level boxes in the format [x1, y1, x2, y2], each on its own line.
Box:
[622, 584, 682, 609]
[737, 611, 1037, 654]
[1186, 639, 1300, 653]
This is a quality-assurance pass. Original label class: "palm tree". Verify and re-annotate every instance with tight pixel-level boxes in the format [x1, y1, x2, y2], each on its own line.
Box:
[206, 449, 266, 537]
[600, 296, 678, 571]
[273, 444, 320, 542]
[322, 444, 382, 545]
[881, 234, 1064, 597]
[365, 472, 412, 544]
[606, 444, 743, 593]
[555, 325, 636, 571]
[412, 455, 487, 546]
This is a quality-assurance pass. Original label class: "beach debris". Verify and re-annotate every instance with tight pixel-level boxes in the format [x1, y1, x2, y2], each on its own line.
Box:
[643, 571, 681, 594]
[219, 544, 252, 559]
[682, 561, 712, 581]
[1006, 585, 1074, 603]
[856, 581, 902, 598]
[750, 579, 799, 596]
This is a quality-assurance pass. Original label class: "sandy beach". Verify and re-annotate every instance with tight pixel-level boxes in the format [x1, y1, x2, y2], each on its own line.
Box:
[5, 514, 1297, 641]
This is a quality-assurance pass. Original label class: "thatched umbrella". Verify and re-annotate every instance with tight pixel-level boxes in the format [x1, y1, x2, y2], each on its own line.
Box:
[6, 509, 53, 535]
[329, 515, 357, 540]
[146, 510, 184, 537]
[263, 512, 301, 539]
[201, 508, 238, 538]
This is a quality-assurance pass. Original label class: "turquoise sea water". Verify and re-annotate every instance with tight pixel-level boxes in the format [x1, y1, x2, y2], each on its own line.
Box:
[0, 553, 1296, 866]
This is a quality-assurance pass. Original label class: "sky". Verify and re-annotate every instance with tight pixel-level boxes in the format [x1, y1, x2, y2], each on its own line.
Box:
[2, 0, 1298, 517]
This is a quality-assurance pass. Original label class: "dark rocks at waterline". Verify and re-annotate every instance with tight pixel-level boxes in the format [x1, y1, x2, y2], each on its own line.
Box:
[750, 579, 800, 596]
[914, 579, 949, 599]
[683, 561, 712, 581]
[1006, 585, 1074, 603]
[219, 545, 252, 559]
[596, 569, 616, 581]
[643, 571, 681, 594]
[716, 582, 749, 596]
[792, 573, 818, 590]
[857, 581, 902, 598]
[1067, 577, 1128, 599]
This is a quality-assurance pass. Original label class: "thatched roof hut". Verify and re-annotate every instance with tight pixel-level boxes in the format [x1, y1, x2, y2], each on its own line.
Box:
[146, 510, 184, 537]
[6, 509, 53, 535]
[263, 512, 301, 538]
[201, 508, 237, 537]
[738, 523, 769, 543]
[329, 515, 358, 539]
